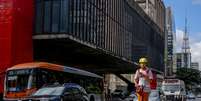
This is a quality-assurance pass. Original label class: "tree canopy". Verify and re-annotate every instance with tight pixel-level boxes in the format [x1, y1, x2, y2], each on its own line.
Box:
[176, 68, 201, 90]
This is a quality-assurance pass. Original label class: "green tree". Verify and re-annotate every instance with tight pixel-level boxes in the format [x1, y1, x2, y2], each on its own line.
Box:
[176, 68, 201, 91]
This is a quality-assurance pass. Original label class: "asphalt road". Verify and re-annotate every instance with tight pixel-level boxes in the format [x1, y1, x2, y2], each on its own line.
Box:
[187, 98, 201, 101]
[110, 97, 201, 101]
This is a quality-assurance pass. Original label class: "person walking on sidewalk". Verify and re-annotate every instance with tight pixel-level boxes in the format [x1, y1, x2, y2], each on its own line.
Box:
[134, 57, 153, 101]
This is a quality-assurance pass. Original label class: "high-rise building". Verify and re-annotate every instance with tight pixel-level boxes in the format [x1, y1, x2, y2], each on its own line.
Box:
[176, 53, 182, 69]
[134, 0, 165, 32]
[176, 52, 191, 69]
[191, 62, 199, 70]
[164, 7, 176, 76]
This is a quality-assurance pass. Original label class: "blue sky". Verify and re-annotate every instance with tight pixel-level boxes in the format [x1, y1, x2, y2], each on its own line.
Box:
[164, 0, 201, 69]
[164, 0, 201, 35]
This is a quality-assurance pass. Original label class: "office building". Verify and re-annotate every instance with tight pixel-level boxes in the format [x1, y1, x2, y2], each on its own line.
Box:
[134, 0, 165, 32]
[165, 7, 176, 76]
[191, 62, 199, 70]
[176, 52, 192, 69]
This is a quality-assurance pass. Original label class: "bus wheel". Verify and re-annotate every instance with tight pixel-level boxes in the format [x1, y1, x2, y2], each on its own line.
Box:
[90, 96, 95, 101]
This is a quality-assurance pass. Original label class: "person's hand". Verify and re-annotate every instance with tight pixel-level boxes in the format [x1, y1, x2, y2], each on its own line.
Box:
[145, 75, 149, 81]
[150, 79, 153, 83]
[135, 84, 142, 88]
[135, 84, 139, 87]
[136, 85, 143, 94]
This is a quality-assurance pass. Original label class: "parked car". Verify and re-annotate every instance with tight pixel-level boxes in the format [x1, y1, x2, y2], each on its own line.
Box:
[187, 92, 196, 99]
[125, 91, 138, 101]
[149, 90, 161, 101]
[28, 83, 89, 101]
[197, 93, 201, 98]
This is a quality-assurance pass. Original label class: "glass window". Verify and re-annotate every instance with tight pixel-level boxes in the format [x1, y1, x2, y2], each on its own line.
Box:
[44, 0, 51, 32]
[60, 0, 69, 33]
[35, 0, 43, 33]
[31, 75, 37, 88]
[33, 86, 65, 96]
[37, 70, 49, 87]
[87, 2, 91, 42]
[65, 87, 80, 95]
[72, 88, 80, 94]
[52, 0, 60, 32]
[162, 85, 180, 91]
[72, 0, 77, 36]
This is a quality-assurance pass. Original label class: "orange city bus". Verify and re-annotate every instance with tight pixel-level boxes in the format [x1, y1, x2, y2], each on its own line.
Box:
[4, 62, 103, 101]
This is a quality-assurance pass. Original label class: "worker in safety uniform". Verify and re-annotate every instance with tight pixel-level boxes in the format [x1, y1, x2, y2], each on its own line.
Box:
[134, 57, 153, 101]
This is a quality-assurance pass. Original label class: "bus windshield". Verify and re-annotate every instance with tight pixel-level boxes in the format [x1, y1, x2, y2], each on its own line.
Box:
[6, 69, 34, 92]
[162, 85, 180, 92]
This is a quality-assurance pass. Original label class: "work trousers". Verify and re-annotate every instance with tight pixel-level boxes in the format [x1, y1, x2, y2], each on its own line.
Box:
[137, 92, 149, 101]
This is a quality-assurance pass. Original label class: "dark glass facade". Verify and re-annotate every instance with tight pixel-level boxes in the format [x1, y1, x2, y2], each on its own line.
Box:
[34, 0, 164, 70]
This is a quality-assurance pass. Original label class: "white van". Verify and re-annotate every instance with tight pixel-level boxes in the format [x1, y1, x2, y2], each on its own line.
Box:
[161, 79, 186, 101]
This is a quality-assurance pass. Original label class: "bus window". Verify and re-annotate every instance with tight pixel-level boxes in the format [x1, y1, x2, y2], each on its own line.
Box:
[29, 74, 37, 88]
[37, 70, 48, 87]
[7, 76, 17, 91]
[36, 69, 62, 87]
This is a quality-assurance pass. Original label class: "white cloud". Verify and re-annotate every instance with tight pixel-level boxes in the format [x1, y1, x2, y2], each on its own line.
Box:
[189, 32, 201, 64]
[175, 29, 184, 52]
[175, 29, 201, 70]
[191, 41, 201, 70]
[192, 0, 201, 5]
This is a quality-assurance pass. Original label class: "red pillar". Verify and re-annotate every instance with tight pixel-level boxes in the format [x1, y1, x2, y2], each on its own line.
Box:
[0, 0, 34, 94]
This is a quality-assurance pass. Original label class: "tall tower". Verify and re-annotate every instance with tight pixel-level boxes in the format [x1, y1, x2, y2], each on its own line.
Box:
[181, 15, 191, 68]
